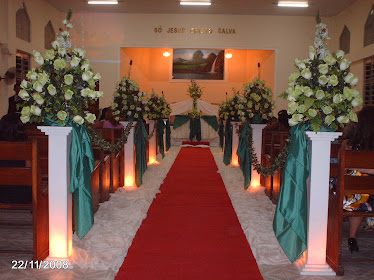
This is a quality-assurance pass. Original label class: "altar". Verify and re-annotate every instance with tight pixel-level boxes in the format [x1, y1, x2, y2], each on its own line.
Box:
[170, 99, 219, 144]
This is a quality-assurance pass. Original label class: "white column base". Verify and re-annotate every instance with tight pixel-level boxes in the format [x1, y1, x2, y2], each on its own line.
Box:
[294, 255, 335, 276]
[37, 126, 73, 264]
[296, 131, 342, 276]
[250, 124, 266, 188]
[231, 122, 241, 166]
[120, 121, 135, 188]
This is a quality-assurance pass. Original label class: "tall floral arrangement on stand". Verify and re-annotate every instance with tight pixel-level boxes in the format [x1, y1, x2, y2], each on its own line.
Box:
[111, 77, 148, 121]
[187, 79, 203, 118]
[18, 9, 101, 125]
[242, 78, 275, 123]
[145, 92, 171, 120]
[218, 93, 247, 122]
[281, 13, 362, 132]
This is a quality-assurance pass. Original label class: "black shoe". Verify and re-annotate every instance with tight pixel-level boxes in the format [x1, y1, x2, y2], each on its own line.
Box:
[348, 238, 359, 253]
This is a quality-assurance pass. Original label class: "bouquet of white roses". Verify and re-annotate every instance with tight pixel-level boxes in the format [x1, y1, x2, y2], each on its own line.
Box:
[111, 77, 148, 121]
[218, 93, 247, 122]
[281, 16, 362, 132]
[18, 10, 101, 125]
[242, 77, 274, 123]
[145, 92, 171, 120]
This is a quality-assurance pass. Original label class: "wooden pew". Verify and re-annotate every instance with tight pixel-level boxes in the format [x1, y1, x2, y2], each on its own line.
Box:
[0, 141, 49, 261]
[326, 146, 374, 275]
[261, 129, 290, 203]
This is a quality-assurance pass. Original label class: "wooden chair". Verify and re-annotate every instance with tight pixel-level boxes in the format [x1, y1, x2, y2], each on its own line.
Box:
[0, 141, 49, 261]
[326, 146, 374, 275]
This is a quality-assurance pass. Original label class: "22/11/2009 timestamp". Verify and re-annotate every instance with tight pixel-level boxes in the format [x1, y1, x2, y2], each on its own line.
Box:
[11, 260, 69, 269]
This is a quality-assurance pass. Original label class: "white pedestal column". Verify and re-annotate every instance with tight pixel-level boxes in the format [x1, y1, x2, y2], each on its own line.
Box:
[147, 120, 157, 164]
[162, 118, 168, 153]
[250, 124, 267, 187]
[294, 131, 342, 276]
[120, 121, 135, 188]
[231, 122, 241, 166]
[37, 126, 73, 265]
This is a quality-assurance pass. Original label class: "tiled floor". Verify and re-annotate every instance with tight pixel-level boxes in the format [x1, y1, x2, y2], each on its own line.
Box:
[1, 211, 374, 279]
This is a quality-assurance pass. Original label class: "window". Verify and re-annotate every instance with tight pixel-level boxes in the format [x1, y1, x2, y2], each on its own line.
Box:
[339, 26, 350, 54]
[364, 5, 374, 47]
[44, 21, 56, 49]
[364, 56, 374, 106]
[16, 50, 30, 84]
[16, 4, 31, 42]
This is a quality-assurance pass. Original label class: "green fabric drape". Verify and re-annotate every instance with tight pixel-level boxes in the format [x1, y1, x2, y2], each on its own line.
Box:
[223, 119, 232, 165]
[157, 118, 165, 158]
[189, 118, 201, 141]
[166, 119, 171, 151]
[273, 124, 309, 262]
[45, 117, 95, 239]
[201, 115, 219, 131]
[135, 120, 148, 187]
[218, 121, 224, 150]
[173, 115, 189, 129]
[237, 122, 251, 190]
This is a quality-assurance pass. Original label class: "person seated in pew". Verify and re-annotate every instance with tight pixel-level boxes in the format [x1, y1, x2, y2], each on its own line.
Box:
[0, 112, 27, 141]
[278, 109, 290, 130]
[92, 107, 124, 129]
[339, 106, 374, 253]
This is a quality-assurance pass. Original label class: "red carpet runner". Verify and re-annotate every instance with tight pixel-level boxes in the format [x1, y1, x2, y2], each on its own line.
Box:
[115, 147, 263, 280]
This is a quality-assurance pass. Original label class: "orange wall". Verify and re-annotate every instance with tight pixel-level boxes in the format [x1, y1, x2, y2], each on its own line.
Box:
[120, 48, 275, 104]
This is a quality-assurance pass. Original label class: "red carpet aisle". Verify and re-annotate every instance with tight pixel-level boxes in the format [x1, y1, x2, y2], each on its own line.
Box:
[115, 147, 263, 280]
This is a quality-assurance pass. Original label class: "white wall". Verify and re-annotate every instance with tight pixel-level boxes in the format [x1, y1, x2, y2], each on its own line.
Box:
[0, 0, 63, 117]
[328, 0, 374, 103]
[70, 13, 316, 112]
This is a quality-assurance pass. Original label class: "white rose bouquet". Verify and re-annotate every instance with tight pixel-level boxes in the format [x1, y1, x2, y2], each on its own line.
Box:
[281, 16, 362, 132]
[111, 77, 148, 121]
[145, 92, 171, 120]
[242, 78, 275, 123]
[218, 93, 247, 122]
[18, 10, 101, 125]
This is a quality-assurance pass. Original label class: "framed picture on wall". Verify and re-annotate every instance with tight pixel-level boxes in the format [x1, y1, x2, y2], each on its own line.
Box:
[171, 49, 225, 80]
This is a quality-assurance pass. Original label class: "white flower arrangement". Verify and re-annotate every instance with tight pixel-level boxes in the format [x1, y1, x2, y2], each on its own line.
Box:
[281, 15, 362, 132]
[218, 93, 247, 122]
[242, 77, 275, 123]
[18, 10, 101, 125]
[145, 92, 171, 120]
[111, 76, 147, 121]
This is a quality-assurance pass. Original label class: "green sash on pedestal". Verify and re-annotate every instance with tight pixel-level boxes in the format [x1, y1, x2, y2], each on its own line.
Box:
[273, 124, 309, 262]
[135, 120, 148, 187]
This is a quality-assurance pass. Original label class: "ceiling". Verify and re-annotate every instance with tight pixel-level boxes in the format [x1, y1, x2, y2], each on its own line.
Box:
[45, 0, 357, 17]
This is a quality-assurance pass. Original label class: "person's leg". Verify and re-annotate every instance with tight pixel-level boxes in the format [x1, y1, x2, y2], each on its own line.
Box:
[349, 216, 363, 238]
[348, 216, 363, 252]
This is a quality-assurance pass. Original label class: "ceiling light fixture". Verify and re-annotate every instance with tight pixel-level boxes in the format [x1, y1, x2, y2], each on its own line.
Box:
[180, 1, 211, 6]
[88, 1, 118, 4]
[278, 1, 308, 7]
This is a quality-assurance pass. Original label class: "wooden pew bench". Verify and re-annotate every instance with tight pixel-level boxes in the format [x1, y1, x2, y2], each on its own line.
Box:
[0, 141, 49, 261]
[327, 146, 374, 275]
